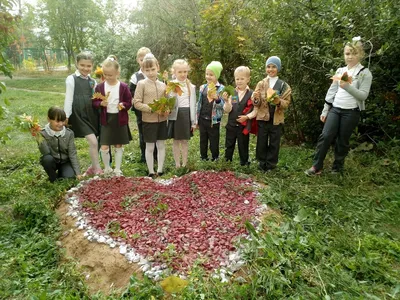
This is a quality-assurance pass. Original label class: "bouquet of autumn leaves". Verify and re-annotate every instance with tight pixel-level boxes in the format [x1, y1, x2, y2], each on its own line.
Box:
[330, 71, 353, 84]
[148, 81, 179, 113]
[15, 113, 43, 142]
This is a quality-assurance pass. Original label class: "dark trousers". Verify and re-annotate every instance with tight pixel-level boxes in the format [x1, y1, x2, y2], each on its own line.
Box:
[256, 121, 282, 170]
[199, 117, 220, 160]
[313, 107, 360, 170]
[40, 154, 75, 183]
[225, 125, 250, 165]
[135, 110, 156, 162]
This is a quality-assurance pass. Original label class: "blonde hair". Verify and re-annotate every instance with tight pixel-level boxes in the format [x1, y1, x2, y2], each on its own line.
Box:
[136, 47, 151, 59]
[102, 55, 120, 72]
[234, 66, 251, 77]
[171, 59, 190, 73]
[345, 41, 365, 59]
[142, 53, 159, 69]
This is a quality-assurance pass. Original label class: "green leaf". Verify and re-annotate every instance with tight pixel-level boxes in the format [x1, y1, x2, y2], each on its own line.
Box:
[293, 208, 310, 223]
[220, 85, 235, 96]
[354, 142, 374, 152]
[245, 220, 259, 239]
[148, 97, 176, 113]
[0, 81, 6, 93]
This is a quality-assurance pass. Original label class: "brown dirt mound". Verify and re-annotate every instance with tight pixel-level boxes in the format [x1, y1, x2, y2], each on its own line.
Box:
[57, 200, 142, 296]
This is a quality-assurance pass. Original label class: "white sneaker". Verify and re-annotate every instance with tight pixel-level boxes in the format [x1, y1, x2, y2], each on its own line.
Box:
[114, 169, 123, 177]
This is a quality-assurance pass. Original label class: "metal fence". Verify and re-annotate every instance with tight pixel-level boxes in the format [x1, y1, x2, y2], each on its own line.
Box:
[6, 47, 68, 70]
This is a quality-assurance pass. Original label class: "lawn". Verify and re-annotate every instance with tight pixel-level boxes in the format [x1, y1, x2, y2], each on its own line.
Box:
[0, 74, 399, 299]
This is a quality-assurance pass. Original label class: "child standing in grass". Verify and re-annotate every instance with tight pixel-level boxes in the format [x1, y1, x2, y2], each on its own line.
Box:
[92, 55, 132, 176]
[38, 106, 81, 183]
[196, 61, 225, 161]
[133, 54, 168, 178]
[167, 59, 197, 168]
[129, 47, 152, 163]
[64, 51, 102, 176]
[222, 66, 255, 166]
[305, 38, 372, 175]
[251, 56, 292, 172]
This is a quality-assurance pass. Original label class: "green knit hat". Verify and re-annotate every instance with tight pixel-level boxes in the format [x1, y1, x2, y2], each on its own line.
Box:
[206, 61, 223, 80]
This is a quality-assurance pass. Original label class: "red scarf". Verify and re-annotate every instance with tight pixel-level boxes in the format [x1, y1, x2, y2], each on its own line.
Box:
[240, 98, 258, 135]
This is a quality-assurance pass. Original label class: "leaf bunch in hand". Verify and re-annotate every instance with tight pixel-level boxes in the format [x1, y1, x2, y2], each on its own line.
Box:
[166, 81, 184, 96]
[219, 85, 235, 97]
[266, 87, 278, 103]
[148, 97, 176, 113]
[330, 71, 353, 84]
[207, 82, 217, 102]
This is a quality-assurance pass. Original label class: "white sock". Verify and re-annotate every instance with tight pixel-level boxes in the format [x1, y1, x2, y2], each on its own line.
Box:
[156, 140, 166, 173]
[114, 147, 123, 171]
[145, 143, 155, 174]
[173, 140, 181, 167]
[86, 134, 101, 169]
[100, 148, 111, 170]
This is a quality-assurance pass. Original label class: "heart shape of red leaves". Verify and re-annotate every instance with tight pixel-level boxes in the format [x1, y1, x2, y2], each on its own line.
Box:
[76, 171, 260, 272]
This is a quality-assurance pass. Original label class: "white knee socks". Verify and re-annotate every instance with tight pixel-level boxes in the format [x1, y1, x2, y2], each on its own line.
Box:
[156, 140, 166, 173]
[114, 147, 123, 172]
[146, 143, 155, 174]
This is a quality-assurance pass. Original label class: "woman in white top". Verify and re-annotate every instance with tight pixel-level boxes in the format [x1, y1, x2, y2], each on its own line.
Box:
[305, 38, 373, 175]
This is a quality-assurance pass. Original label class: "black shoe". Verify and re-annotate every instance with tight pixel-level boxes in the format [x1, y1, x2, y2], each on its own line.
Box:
[240, 161, 250, 166]
[148, 173, 156, 178]
[157, 172, 164, 177]
[258, 164, 267, 171]
[211, 157, 219, 162]
[331, 167, 342, 174]
[225, 158, 232, 162]
[201, 157, 209, 161]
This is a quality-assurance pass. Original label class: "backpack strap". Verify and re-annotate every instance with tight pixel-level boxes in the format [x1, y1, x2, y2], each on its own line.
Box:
[356, 67, 366, 76]
[272, 78, 285, 95]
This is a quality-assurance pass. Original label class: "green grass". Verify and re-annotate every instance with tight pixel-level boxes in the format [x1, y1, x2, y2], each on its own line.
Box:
[2, 76, 67, 93]
[0, 75, 399, 299]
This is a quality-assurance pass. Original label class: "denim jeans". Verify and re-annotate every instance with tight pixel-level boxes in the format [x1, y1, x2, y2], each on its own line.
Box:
[313, 107, 360, 170]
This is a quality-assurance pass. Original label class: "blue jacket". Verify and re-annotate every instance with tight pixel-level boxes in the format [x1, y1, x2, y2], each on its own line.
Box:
[196, 83, 225, 125]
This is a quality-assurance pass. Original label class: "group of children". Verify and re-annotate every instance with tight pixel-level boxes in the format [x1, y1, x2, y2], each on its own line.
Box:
[38, 38, 372, 182]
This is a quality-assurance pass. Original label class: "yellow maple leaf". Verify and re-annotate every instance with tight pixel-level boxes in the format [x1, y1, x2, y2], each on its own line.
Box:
[160, 276, 188, 294]
[92, 92, 106, 101]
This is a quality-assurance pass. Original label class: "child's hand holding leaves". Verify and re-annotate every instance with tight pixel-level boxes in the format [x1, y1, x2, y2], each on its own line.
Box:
[221, 91, 229, 102]
[266, 87, 279, 105]
[118, 103, 125, 111]
[207, 82, 217, 102]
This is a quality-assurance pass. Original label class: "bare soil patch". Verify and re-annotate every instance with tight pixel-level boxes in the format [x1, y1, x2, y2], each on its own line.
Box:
[57, 201, 142, 296]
